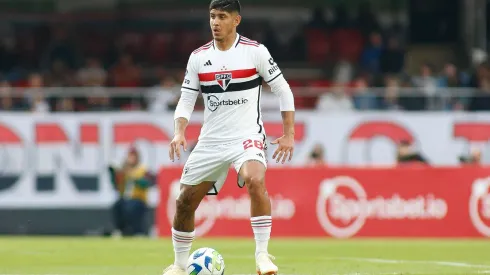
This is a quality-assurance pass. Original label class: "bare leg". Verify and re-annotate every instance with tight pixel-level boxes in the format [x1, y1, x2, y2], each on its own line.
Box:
[239, 160, 270, 217]
[171, 181, 215, 270]
[173, 181, 214, 231]
[239, 160, 273, 259]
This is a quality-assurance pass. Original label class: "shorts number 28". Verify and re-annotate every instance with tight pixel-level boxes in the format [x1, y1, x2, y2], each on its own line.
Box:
[243, 139, 264, 150]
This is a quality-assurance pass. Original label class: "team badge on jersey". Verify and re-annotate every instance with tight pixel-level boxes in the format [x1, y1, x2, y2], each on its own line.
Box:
[215, 73, 232, 91]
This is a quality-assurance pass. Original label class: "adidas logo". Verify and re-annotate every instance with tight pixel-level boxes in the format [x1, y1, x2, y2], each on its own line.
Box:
[204, 60, 212, 66]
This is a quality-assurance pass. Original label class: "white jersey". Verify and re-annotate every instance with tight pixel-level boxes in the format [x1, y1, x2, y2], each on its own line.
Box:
[182, 34, 283, 144]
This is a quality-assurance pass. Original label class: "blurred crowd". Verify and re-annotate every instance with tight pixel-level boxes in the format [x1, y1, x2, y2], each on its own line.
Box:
[0, 3, 489, 112]
[306, 140, 484, 167]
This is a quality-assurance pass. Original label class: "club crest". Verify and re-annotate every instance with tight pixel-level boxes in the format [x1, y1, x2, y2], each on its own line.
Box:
[215, 73, 232, 91]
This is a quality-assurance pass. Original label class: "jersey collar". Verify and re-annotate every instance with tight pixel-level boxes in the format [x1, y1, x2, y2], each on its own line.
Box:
[213, 33, 240, 52]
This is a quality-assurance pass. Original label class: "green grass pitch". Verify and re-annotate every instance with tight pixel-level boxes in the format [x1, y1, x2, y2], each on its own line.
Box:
[0, 237, 489, 275]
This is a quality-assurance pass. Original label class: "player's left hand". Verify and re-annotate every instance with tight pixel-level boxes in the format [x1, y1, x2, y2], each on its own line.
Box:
[271, 134, 294, 164]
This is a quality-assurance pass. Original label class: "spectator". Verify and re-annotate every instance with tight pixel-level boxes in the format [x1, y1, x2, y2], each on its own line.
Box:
[439, 62, 464, 88]
[459, 146, 483, 165]
[0, 81, 14, 111]
[380, 76, 401, 110]
[438, 62, 470, 110]
[44, 59, 75, 87]
[333, 60, 354, 84]
[360, 32, 383, 73]
[379, 37, 405, 74]
[107, 146, 152, 236]
[25, 73, 50, 113]
[110, 54, 141, 87]
[86, 88, 112, 112]
[306, 143, 326, 166]
[31, 92, 50, 113]
[77, 57, 108, 87]
[317, 83, 354, 112]
[0, 93, 13, 111]
[410, 63, 439, 110]
[1, 81, 28, 111]
[147, 76, 180, 112]
[412, 63, 438, 96]
[396, 140, 429, 165]
[352, 77, 378, 110]
[468, 62, 490, 111]
[468, 62, 486, 88]
[56, 97, 75, 112]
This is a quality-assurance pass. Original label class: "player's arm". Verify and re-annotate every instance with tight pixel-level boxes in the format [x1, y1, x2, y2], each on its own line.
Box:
[170, 55, 200, 161]
[256, 45, 295, 163]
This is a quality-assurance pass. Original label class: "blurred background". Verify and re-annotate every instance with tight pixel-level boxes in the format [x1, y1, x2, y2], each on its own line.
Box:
[0, 0, 489, 112]
[0, 0, 489, 239]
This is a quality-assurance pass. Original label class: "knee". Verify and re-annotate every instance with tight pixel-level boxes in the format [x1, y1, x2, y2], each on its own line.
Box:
[244, 175, 265, 197]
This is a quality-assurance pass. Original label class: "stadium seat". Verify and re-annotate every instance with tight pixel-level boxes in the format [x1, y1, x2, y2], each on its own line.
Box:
[287, 80, 305, 88]
[145, 32, 172, 64]
[175, 30, 202, 59]
[79, 31, 110, 57]
[124, 32, 146, 57]
[331, 29, 364, 62]
[305, 29, 331, 64]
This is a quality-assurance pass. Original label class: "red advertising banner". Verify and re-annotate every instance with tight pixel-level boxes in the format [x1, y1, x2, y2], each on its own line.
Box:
[157, 167, 490, 238]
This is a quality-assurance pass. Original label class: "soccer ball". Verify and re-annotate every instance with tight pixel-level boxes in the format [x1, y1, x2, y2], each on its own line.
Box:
[187, 247, 225, 275]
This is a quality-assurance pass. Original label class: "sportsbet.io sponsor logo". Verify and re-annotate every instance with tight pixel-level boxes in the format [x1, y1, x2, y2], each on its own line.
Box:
[316, 176, 448, 238]
[207, 95, 248, 112]
[267, 58, 279, 75]
[167, 180, 295, 236]
[469, 177, 490, 237]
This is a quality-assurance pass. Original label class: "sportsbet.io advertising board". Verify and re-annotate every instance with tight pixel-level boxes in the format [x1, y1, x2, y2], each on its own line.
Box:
[158, 167, 490, 238]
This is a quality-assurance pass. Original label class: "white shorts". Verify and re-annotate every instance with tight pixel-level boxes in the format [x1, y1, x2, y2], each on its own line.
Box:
[180, 134, 267, 195]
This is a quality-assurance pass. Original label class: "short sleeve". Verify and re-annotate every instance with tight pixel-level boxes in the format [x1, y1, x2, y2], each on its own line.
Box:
[255, 44, 283, 84]
[182, 54, 200, 93]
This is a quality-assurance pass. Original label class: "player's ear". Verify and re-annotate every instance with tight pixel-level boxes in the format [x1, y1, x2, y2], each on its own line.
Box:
[234, 14, 241, 27]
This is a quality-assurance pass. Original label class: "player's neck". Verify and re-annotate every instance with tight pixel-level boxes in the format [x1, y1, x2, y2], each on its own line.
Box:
[215, 32, 238, 51]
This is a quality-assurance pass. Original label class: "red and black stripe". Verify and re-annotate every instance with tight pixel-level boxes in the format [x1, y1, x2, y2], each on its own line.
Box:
[198, 68, 261, 94]
[198, 68, 257, 81]
[201, 78, 261, 94]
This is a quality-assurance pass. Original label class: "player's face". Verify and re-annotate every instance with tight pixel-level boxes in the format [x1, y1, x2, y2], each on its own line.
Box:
[210, 9, 240, 41]
[127, 152, 138, 167]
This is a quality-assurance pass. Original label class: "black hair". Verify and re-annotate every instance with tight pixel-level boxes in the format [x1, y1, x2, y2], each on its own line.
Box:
[209, 0, 241, 13]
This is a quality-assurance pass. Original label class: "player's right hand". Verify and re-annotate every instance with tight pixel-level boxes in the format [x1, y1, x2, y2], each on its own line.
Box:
[169, 134, 187, 162]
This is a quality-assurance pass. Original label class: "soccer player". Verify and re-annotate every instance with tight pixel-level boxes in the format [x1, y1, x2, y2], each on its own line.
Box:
[163, 0, 295, 274]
